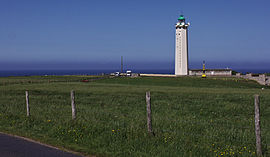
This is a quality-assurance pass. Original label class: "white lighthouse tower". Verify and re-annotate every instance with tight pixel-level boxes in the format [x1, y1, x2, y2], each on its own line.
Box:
[175, 15, 190, 76]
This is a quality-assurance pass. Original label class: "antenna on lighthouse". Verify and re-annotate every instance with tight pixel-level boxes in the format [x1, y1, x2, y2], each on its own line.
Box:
[180, 11, 184, 15]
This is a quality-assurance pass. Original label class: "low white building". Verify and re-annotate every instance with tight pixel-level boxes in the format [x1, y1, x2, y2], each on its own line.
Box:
[189, 69, 232, 76]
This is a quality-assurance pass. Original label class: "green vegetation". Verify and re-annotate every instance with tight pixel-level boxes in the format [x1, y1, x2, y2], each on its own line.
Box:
[0, 76, 269, 157]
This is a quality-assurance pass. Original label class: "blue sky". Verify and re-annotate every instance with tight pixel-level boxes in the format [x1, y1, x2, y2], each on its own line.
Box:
[0, 0, 269, 70]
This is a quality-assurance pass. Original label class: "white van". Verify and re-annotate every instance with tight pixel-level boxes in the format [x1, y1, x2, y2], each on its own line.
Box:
[126, 70, 132, 76]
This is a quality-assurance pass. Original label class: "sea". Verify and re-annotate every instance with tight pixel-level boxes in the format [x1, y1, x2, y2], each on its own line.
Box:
[0, 69, 173, 77]
[0, 69, 269, 77]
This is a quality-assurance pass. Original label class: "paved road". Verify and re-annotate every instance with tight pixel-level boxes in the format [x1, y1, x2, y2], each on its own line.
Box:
[0, 133, 83, 157]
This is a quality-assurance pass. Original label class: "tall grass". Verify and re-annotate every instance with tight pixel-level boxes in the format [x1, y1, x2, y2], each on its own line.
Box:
[0, 76, 269, 156]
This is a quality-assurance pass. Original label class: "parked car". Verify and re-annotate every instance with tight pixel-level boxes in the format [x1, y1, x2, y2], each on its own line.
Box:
[115, 72, 120, 76]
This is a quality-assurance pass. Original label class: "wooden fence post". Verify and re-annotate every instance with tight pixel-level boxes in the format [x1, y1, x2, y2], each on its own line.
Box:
[25, 91, 30, 117]
[146, 91, 154, 135]
[71, 90, 76, 120]
[254, 94, 262, 156]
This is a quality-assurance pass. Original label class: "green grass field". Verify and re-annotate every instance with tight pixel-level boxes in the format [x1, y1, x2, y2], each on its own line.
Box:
[0, 76, 269, 157]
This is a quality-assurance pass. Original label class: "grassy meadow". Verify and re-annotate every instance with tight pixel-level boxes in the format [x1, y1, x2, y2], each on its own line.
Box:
[0, 75, 269, 157]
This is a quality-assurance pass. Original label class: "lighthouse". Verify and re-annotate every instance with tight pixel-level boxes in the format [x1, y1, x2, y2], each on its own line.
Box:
[175, 15, 190, 76]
